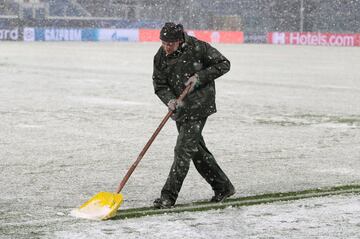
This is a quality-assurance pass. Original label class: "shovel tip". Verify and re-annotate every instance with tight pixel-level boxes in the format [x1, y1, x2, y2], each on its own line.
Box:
[70, 205, 112, 220]
[71, 192, 123, 220]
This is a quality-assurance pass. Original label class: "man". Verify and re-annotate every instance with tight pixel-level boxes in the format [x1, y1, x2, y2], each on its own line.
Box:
[152, 22, 235, 209]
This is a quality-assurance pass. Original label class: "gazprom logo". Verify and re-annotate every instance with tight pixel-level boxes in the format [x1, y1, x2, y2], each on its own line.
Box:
[272, 32, 285, 44]
[111, 32, 128, 41]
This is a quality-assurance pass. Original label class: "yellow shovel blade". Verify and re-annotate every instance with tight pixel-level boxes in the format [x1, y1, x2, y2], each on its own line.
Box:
[71, 192, 123, 220]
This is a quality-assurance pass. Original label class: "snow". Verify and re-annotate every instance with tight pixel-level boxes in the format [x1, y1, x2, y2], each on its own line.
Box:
[70, 200, 112, 220]
[1, 42, 360, 238]
[56, 195, 360, 239]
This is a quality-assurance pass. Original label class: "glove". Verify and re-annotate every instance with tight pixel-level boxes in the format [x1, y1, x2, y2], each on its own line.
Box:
[185, 74, 201, 92]
[168, 99, 184, 121]
[167, 99, 183, 112]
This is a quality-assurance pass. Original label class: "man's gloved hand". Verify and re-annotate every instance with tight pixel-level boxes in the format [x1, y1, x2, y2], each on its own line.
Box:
[167, 99, 177, 112]
[167, 99, 183, 112]
[168, 99, 184, 121]
[185, 74, 201, 92]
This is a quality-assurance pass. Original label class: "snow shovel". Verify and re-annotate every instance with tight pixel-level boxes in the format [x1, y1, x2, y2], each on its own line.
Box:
[71, 84, 192, 220]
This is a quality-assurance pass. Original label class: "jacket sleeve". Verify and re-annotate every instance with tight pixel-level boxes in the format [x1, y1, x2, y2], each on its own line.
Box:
[196, 42, 230, 85]
[152, 55, 176, 106]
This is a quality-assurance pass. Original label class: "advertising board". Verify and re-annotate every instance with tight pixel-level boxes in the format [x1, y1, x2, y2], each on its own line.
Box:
[0, 28, 19, 41]
[23, 28, 98, 41]
[97, 29, 139, 42]
[268, 32, 360, 47]
[139, 29, 244, 43]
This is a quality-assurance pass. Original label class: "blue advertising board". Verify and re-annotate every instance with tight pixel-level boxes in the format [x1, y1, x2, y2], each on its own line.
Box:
[24, 28, 99, 41]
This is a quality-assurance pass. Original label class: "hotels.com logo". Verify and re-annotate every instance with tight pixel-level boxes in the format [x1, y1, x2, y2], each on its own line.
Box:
[289, 32, 355, 46]
[269, 32, 360, 47]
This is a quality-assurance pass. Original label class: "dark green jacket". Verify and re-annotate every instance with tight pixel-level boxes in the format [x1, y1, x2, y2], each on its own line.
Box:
[152, 34, 230, 122]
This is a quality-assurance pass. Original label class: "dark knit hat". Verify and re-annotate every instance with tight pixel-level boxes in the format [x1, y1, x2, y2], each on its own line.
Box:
[160, 22, 184, 42]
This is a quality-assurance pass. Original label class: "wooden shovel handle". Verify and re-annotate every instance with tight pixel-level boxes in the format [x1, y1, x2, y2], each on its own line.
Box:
[116, 84, 192, 193]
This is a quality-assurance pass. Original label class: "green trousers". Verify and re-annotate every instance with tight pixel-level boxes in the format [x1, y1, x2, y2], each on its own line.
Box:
[161, 117, 233, 203]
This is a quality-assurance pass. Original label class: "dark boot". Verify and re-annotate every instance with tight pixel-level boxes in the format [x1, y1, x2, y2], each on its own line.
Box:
[153, 197, 175, 209]
[210, 184, 235, 203]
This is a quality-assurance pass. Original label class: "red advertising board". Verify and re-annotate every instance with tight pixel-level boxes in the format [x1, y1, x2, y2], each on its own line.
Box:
[139, 29, 160, 42]
[139, 29, 244, 44]
[268, 32, 360, 47]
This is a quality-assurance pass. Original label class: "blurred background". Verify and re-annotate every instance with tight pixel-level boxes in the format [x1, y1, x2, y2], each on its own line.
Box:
[1, 0, 360, 32]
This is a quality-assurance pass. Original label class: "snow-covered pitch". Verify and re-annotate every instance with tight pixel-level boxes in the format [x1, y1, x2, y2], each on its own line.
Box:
[1, 42, 360, 238]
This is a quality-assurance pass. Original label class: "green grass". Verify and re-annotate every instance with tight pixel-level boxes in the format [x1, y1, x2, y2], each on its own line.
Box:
[112, 184, 360, 220]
